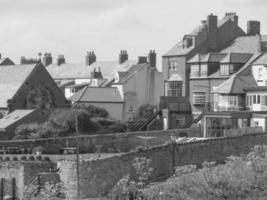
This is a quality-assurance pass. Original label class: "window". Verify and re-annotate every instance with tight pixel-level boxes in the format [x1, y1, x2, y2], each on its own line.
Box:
[128, 105, 134, 113]
[191, 64, 200, 77]
[259, 68, 263, 79]
[200, 64, 208, 77]
[257, 95, 261, 104]
[253, 95, 257, 104]
[193, 92, 205, 105]
[176, 116, 185, 125]
[167, 81, 182, 97]
[229, 64, 234, 74]
[228, 96, 238, 106]
[220, 64, 229, 76]
[71, 88, 76, 93]
[169, 61, 178, 71]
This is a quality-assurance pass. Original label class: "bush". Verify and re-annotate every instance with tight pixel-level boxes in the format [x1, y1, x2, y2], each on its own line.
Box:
[21, 156, 27, 161]
[13, 123, 40, 140]
[36, 155, 42, 161]
[13, 156, 18, 161]
[44, 156, 50, 161]
[93, 117, 115, 126]
[29, 156, 35, 161]
[109, 122, 128, 133]
[4, 157, 10, 161]
[137, 104, 155, 118]
[74, 104, 109, 118]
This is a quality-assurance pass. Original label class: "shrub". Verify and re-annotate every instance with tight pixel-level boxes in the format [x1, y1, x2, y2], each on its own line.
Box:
[21, 156, 27, 161]
[29, 156, 35, 161]
[13, 157, 18, 161]
[109, 122, 128, 133]
[44, 156, 50, 161]
[136, 146, 145, 152]
[4, 157, 10, 161]
[36, 155, 42, 161]
[75, 104, 109, 118]
[13, 123, 40, 140]
[137, 104, 155, 118]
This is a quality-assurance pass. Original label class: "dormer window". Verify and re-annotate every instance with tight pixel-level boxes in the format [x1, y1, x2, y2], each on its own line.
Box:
[220, 64, 234, 76]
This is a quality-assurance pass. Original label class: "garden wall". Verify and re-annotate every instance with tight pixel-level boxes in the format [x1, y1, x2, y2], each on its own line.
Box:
[0, 127, 201, 153]
[58, 133, 267, 199]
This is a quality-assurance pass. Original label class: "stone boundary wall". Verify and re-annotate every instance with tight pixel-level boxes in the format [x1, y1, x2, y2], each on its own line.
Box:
[58, 133, 267, 199]
[0, 127, 200, 153]
[0, 161, 55, 200]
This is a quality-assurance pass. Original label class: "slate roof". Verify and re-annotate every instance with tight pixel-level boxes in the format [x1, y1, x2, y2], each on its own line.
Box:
[0, 109, 35, 130]
[220, 53, 252, 63]
[69, 87, 123, 103]
[46, 60, 137, 80]
[220, 35, 267, 54]
[0, 64, 37, 108]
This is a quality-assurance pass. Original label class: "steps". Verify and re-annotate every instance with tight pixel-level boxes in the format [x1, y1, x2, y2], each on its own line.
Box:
[129, 111, 160, 131]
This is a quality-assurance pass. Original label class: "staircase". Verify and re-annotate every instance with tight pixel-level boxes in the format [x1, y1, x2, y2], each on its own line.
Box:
[24, 176, 40, 198]
[185, 113, 203, 128]
[129, 111, 161, 131]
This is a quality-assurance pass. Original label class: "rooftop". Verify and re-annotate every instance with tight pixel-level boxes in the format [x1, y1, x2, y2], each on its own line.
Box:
[69, 86, 123, 103]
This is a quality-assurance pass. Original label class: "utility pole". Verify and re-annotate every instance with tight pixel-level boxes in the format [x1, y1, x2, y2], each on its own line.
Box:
[75, 113, 80, 200]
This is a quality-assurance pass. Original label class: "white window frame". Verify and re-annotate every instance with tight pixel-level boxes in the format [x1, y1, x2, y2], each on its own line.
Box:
[193, 92, 205, 105]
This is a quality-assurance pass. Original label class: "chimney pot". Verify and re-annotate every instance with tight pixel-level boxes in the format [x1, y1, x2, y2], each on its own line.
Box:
[119, 50, 128, 64]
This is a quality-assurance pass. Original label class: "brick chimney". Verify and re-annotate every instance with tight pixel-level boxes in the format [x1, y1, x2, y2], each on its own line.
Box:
[86, 51, 96, 66]
[148, 50, 156, 68]
[57, 55, 65, 66]
[119, 50, 128, 64]
[42, 52, 53, 67]
[223, 12, 238, 26]
[207, 13, 218, 52]
[247, 20, 260, 35]
[0, 53, 2, 59]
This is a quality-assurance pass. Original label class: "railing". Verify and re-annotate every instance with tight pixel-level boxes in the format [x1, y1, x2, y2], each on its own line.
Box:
[214, 106, 244, 112]
[24, 176, 40, 198]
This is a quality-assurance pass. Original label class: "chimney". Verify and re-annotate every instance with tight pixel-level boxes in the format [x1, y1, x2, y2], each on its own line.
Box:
[148, 50, 156, 68]
[42, 52, 53, 67]
[86, 51, 96, 66]
[138, 56, 147, 64]
[0, 53, 2, 59]
[57, 55, 65, 66]
[119, 50, 128, 64]
[223, 12, 238, 26]
[207, 13, 218, 52]
[247, 20, 261, 35]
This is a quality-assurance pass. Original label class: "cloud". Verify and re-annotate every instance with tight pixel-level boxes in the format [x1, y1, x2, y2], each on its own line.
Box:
[223, 0, 267, 7]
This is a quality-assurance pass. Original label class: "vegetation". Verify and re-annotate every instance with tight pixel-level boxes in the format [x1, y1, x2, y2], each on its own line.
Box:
[137, 104, 155, 118]
[109, 145, 267, 200]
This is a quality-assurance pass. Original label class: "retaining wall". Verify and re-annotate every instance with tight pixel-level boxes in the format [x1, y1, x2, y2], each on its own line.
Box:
[58, 133, 267, 199]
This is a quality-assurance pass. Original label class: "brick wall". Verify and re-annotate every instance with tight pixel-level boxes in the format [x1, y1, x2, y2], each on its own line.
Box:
[58, 133, 267, 199]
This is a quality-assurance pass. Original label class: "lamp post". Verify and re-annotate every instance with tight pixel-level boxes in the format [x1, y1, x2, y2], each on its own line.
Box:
[75, 113, 80, 200]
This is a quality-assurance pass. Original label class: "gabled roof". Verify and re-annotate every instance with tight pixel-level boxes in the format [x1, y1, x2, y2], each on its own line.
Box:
[168, 73, 183, 81]
[0, 109, 35, 130]
[69, 86, 123, 103]
[0, 64, 38, 108]
[212, 53, 262, 94]
[115, 63, 147, 84]
[0, 58, 14, 65]
[47, 60, 137, 80]
[220, 35, 267, 54]
[220, 53, 252, 63]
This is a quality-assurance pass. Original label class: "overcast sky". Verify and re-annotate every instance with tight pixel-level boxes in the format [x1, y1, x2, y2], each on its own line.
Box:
[0, 0, 266, 68]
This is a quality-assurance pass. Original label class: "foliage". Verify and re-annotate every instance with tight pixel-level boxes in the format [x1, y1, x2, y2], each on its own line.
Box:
[137, 104, 155, 118]
[74, 104, 109, 118]
[14, 123, 40, 140]
[109, 122, 128, 133]
[109, 157, 153, 199]
[142, 145, 267, 200]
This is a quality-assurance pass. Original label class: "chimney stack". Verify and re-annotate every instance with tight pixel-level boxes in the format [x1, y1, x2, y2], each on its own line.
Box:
[86, 51, 96, 66]
[223, 12, 238, 26]
[0, 54, 2, 59]
[148, 50, 156, 68]
[42, 52, 53, 67]
[119, 50, 128, 64]
[207, 13, 218, 52]
[57, 55, 65, 66]
[247, 20, 261, 35]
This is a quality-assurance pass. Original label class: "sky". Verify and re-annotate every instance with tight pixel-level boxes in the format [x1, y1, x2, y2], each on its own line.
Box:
[0, 0, 267, 69]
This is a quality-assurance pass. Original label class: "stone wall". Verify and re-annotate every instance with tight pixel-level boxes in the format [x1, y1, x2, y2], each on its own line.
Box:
[58, 133, 267, 199]
[0, 127, 201, 154]
[0, 161, 54, 200]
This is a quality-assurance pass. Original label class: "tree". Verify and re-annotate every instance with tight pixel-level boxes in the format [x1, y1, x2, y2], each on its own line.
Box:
[74, 104, 109, 118]
[14, 123, 40, 139]
[137, 104, 155, 118]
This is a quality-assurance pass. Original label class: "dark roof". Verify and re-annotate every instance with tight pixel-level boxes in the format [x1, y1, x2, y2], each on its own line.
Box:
[220, 35, 267, 54]
[244, 86, 267, 92]
[220, 53, 252, 63]
[0, 64, 38, 108]
[69, 87, 123, 103]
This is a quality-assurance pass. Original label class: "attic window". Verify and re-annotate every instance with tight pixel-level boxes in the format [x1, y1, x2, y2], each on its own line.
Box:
[187, 38, 193, 48]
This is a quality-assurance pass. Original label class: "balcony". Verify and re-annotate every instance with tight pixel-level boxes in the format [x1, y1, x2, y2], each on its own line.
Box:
[214, 105, 245, 112]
